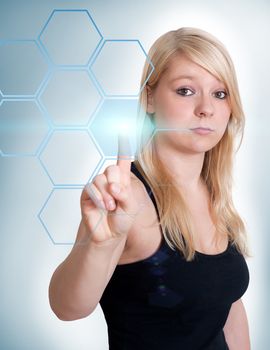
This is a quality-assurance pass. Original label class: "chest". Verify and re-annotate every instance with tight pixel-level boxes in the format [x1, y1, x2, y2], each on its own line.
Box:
[119, 187, 226, 265]
[144, 247, 250, 312]
[111, 243, 250, 314]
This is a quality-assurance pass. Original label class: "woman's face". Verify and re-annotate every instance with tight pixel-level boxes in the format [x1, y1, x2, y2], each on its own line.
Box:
[147, 55, 231, 154]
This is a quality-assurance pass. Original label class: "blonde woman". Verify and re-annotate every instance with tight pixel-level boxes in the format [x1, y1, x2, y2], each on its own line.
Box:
[49, 27, 251, 349]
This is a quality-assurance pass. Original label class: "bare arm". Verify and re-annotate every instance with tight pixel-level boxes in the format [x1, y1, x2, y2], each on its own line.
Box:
[48, 219, 127, 321]
[48, 134, 144, 321]
[223, 298, 251, 349]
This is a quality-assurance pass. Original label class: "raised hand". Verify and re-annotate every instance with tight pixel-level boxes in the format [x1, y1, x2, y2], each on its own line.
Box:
[80, 133, 140, 244]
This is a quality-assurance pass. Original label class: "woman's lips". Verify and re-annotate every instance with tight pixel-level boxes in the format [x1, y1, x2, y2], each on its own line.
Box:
[190, 127, 214, 135]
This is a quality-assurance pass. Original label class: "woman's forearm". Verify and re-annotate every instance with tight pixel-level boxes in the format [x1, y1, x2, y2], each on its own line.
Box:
[48, 220, 127, 321]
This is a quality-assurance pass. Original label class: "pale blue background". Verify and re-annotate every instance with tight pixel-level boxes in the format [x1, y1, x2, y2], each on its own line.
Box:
[0, 0, 269, 349]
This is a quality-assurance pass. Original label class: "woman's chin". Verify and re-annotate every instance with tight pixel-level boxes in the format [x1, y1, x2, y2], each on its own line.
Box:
[174, 141, 218, 154]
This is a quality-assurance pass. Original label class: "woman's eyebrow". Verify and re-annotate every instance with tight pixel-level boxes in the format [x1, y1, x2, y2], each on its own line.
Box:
[169, 75, 226, 88]
[170, 75, 195, 82]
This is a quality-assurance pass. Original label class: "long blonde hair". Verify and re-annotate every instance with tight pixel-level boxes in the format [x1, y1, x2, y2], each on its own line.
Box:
[134, 27, 252, 261]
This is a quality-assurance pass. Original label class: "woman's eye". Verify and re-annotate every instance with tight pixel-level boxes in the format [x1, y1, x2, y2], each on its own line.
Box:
[215, 91, 228, 99]
[176, 88, 228, 99]
[176, 88, 194, 96]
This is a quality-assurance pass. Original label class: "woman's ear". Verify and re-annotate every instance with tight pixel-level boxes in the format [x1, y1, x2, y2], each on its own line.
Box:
[146, 85, 155, 114]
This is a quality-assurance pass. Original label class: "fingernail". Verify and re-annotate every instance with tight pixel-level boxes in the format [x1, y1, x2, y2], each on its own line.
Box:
[107, 199, 115, 210]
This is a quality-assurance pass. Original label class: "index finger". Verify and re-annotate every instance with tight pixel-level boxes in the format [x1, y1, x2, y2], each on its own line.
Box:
[117, 132, 132, 175]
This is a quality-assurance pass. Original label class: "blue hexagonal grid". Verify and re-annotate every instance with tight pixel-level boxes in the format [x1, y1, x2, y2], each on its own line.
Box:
[38, 9, 103, 67]
[90, 39, 154, 97]
[0, 39, 51, 98]
[0, 7, 155, 245]
[0, 99, 50, 157]
[38, 68, 103, 127]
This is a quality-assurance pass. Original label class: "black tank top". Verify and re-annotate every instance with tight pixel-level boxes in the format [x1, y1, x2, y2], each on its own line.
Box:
[99, 161, 250, 349]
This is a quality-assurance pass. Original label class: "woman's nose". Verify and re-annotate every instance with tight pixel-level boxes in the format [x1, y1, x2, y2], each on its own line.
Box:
[194, 94, 214, 118]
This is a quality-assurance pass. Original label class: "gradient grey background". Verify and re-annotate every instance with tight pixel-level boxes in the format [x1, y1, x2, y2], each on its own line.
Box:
[0, 0, 268, 349]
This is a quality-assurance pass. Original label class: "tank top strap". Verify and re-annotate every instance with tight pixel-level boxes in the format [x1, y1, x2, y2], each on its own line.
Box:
[131, 161, 161, 221]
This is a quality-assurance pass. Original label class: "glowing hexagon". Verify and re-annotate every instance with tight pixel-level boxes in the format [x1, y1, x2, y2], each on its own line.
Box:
[38, 187, 103, 245]
[39, 130, 102, 185]
[0, 40, 49, 96]
[39, 70, 102, 126]
[0, 100, 50, 156]
[90, 39, 154, 96]
[89, 99, 139, 158]
[39, 9, 103, 66]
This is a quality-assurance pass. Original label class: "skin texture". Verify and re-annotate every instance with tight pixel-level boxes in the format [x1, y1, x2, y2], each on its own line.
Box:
[147, 54, 231, 191]
[223, 298, 251, 349]
[147, 54, 250, 349]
